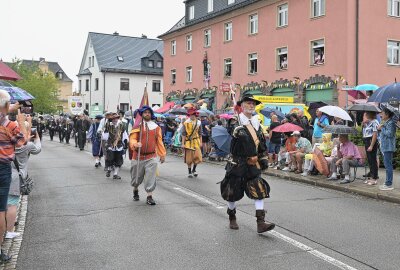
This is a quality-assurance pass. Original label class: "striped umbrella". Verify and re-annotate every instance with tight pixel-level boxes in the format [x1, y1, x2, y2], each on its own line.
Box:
[323, 125, 358, 135]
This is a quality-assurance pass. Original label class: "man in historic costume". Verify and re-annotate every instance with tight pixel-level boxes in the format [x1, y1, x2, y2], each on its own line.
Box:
[181, 108, 202, 178]
[102, 113, 128, 179]
[57, 115, 65, 143]
[48, 117, 57, 141]
[129, 106, 166, 205]
[220, 95, 275, 233]
[76, 114, 90, 151]
[64, 116, 74, 144]
[87, 115, 103, 168]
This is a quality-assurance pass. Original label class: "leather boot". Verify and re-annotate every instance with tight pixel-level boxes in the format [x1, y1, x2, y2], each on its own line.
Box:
[227, 208, 239, 230]
[255, 210, 275, 233]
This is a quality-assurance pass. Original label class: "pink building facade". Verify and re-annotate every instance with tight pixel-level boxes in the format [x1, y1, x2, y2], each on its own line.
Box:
[159, 0, 400, 110]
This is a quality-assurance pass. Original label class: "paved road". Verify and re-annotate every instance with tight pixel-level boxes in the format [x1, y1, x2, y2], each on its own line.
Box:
[17, 139, 400, 270]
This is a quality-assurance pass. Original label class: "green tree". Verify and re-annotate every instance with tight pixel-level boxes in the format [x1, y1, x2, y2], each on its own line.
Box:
[8, 60, 60, 114]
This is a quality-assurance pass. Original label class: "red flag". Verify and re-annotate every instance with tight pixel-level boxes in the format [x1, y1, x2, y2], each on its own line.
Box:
[132, 86, 149, 129]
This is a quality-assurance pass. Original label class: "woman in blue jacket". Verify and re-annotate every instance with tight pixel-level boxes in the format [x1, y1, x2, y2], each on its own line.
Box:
[378, 107, 397, 191]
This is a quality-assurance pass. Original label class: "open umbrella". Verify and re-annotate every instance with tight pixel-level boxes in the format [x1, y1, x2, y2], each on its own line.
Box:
[308, 101, 328, 119]
[323, 125, 358, 135]
[354, 84, 379, 91]
[0, 61, 21, 81]
[219, 113, 233, 120]
[319, 105, 352, 121]
[0, 85, 35, 102]
[260, 107, 285, 121]
[347, 103, 381, 113]
[170, 108, 187, 116]
[154, 113, 165, 118]
[211, 126, 231, 154]
[368, 82, 400, 103]
[380, 103, 400, 125]
[198, 108, 214, 116]
[271, 123, 303, 133]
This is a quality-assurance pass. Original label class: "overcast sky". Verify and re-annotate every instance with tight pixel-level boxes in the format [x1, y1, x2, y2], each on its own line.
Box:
[1, 0, 184, 90]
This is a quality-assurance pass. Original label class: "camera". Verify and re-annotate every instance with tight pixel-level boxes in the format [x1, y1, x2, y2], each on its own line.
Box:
[31, 127, 37, 138]
[20, 101, 34, 115]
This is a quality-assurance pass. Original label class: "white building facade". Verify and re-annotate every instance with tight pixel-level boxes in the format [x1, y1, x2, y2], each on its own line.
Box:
[77, 32, 164, 116]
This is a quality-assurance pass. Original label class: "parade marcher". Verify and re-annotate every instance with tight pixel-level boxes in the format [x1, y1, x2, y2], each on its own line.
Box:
[57, 115, 65, 143]
[102, 113, 128, 179]
[64, 117, 74, 144]
[220, 95, 275, 233]
[76, 114, 90, 151]
[97, 112, 113, 171]
[181, 108, 202, 178]
[129, 106, 166, 205]
[87, 115, 103, 168]
[36, 116, 45, 141]
[48, 117, 57, 141]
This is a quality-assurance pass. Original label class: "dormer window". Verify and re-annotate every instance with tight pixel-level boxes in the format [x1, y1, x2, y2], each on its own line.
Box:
[117, 56, 124, 62]
[156, 61, 163, 68]
[148, 60, 154, 68]
[58, 72, 63, 79]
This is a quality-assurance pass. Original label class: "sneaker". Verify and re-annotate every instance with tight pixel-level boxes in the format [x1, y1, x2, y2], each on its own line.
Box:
[0, 250, 11, 263]
[146, 196, 156, 205]
[340, 179, 351, 184]
[106, 170, 111, 177]
[5, 231, 20, 239]
[282, 167, 290, 171]
[188, 173, 193, 178]
[379, 184, 394, 191]
[193, 172, 198, 177]
[301, 171, 309, 177]
[113, 175, 121, 180]
[133, 190, 139, 201]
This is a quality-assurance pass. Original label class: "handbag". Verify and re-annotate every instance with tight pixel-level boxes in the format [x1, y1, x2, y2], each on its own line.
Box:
[13, 159, 34, 195]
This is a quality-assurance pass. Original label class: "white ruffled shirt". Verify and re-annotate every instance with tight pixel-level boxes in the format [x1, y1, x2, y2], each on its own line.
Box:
[239, 113, 260, 131]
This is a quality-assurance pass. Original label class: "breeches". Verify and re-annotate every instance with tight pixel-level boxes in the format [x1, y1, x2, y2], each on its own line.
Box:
[130, 158, 158, 193]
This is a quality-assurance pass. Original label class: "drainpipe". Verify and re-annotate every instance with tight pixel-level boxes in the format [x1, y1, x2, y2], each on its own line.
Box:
[103, 71, 106, 112]
[89, 74, 92, 115]
[355, 0, 359, 85]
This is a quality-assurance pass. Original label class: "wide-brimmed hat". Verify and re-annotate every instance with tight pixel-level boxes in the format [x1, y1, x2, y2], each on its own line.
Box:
[237, 94, 262, 106]
[187, 108, 199, 117]
[108, 112, 119, 119]
[135, 105, 156, 120]
[95, 115, 103, 120]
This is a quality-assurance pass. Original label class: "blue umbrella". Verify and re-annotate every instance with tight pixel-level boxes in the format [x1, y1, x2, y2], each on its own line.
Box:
[211, 126, 231, 154]
[368, 82, 400, 103]
[154, 113, 165, 118]
[260, 107, 285, 120]
[0, 86, 35, 102]
[198, 108, 214, 116]
[354, 84, 379, 91]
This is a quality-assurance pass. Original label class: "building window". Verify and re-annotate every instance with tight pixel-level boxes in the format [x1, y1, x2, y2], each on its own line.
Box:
[171, 40, 176, 55]
[277, 3, 288, 27]
[171, 69, 176, 84]
[204, 29, 211, 47]
[117, 56, 124, 62]
[148, 60, 154, 68]
[277, 47, 288, 70]
[224, 22, 232, 41]
[388, 40, 400, 65]
[186, 66, 193, 82]
[311, 39, 325, 65]
[120, 103, 129, 112]
[388, 0, 400, 17]
[249, 14, 258, 34]
[85, 103, 89, 110]
[120, 78, 129, 90]
[186, 35, 192, 51]
[228, 0, 235, 4]
[208, 0, 213, 13]
[157, 61, 163, 68]
[85, 79, 89, 91]
[92, 56, 94, 67]
[224, 58, 232, 77]
[189, 5, 195, 20]
[248, 53, 258, 74]
[152, 80, 161, 92]
[312, 0, 325, 17]
[88, 57, 91, 67]
[79, 80, 81, 92]
[95, 78, 99, 90]
[58, 72, 63, 79]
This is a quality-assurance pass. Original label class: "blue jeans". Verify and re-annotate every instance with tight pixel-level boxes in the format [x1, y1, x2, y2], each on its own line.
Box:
[383, 151, 393, 186]
[0, 162, 12, 212]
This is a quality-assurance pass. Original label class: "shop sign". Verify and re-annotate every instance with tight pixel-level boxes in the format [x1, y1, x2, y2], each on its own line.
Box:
[220, 83, 231, 92]
[68, 96, 84, 115]
[254, 95, 294, 103]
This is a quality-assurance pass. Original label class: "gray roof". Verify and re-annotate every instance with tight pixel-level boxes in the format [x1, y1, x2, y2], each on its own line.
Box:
[79, 68, 92, 75]
[87, 32, 163, 74]
[20, 60, 73, 82]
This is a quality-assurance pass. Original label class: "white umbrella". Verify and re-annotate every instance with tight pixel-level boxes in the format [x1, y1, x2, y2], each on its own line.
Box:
[319, 105, 353, 121]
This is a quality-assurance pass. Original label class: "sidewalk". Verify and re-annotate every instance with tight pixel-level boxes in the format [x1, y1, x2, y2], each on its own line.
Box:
[199, 155, 400, 204]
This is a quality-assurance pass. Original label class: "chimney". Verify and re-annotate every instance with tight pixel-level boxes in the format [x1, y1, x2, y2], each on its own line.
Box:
[39, 57, 45, 62]
[113, 31, 119, 36]
[141, 34, 147, 39]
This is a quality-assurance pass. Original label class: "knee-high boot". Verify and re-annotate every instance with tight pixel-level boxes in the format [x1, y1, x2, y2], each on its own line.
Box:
[255, 210, 275, 233]
[227, 208, 239, 230]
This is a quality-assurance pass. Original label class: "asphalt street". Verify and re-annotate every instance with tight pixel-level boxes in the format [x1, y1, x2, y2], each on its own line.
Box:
[16, 139, 400, 270]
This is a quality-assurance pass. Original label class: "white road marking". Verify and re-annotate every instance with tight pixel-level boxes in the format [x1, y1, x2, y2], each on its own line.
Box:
[171, 185, 358, 270]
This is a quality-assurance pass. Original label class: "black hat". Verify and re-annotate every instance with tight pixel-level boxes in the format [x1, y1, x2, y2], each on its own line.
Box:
[237, 94, 261, 106]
